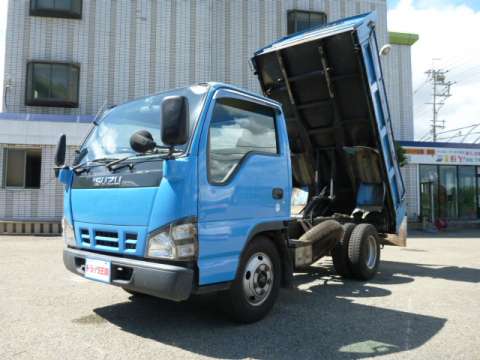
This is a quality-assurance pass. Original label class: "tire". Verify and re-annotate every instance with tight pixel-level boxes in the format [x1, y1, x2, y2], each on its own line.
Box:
[331, 223, 356, 278]
[348, 223, 381, 280]
[221, 235, 281, 323]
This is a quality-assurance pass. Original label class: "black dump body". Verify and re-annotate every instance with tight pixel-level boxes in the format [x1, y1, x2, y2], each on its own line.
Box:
[252, 14, 404, 233]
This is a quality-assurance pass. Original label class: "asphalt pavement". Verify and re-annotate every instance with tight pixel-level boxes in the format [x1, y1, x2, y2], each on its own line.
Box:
[0, 230, 479, 359]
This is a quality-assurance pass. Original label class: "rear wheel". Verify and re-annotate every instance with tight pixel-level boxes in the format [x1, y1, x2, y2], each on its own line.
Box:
[222, 235, 281, 323]
[331, 223, 356, 278]
[348, 223, 380, 280]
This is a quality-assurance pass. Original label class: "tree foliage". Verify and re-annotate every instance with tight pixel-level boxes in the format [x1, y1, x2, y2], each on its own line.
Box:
[395, 142, 408, 167]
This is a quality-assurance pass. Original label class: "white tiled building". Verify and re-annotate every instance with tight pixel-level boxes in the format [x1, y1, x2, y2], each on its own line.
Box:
[0, 0, 417, 234]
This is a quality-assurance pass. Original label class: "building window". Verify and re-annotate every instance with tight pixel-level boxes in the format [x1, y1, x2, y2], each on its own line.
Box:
[419, 164, 479, 221]
[25, 62, 80, 108]
[3, 148, 42, 189]
[419, 165, 438, 222]
[438, 165, 458, 219]
[458, 166, 477, 219]
[287, 10, 327, 35]
[208, 98, 278, 184]
[30, 0, 82, 19]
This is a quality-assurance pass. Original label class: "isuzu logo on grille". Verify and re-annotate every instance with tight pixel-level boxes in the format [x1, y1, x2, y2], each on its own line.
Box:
[92, 176, 122, 186]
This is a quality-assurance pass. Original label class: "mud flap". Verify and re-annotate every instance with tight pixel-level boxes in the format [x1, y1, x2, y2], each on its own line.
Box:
[383, 216, 408, 247]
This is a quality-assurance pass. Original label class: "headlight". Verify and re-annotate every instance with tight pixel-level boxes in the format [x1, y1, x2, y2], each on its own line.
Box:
[147, 219, 197, 260]
[62, 217, 76, 247]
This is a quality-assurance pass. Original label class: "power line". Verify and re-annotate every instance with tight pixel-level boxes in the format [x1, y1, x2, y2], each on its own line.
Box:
[437, 132, 480, 142]
[441, 53, 478, 71]
[436, 123, 480, 136]
[413, 80, 428, 95]
[418, 130, 433, 141]
[463, 125, 480, 142]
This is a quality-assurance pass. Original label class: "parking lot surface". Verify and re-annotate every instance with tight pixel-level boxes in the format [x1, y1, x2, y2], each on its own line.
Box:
[1, 230, 479, 360]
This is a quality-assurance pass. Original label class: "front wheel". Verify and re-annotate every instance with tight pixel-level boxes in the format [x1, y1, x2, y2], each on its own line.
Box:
[348, 224, 381, 280]
[221, 235, 281, 323]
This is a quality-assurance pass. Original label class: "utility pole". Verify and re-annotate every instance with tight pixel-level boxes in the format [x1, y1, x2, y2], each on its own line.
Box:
[425, 63, 454, 142]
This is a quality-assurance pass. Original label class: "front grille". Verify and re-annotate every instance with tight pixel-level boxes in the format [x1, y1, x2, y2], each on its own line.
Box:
[80, 229, 90, 245]
[79, 228, 138, 253]
[125, 233, 138, 251]
[95, 230, 119, 249]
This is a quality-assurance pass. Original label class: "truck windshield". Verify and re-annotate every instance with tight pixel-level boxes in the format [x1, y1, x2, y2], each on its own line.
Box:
[78, 85, 208, 164]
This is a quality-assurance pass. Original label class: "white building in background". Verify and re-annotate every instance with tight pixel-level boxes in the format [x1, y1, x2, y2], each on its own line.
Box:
[0, 0, 417, 234]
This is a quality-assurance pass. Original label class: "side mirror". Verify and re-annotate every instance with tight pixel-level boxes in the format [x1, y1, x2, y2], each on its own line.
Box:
[130, 130, 157, 153]
[55, 134, 66, 167]
[161, 96, 188, 146]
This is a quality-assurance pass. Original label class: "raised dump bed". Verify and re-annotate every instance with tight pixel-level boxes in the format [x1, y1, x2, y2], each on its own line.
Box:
[252, 12, 406, 241]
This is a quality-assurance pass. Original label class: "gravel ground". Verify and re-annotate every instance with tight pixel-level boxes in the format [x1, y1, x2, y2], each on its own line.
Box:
[0, 230, 479, 360]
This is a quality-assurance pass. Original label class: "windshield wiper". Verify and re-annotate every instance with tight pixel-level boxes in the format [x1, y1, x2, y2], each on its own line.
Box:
[72, 157, 120, 174]
[106, 155, 139, 171]
[107, 149, 184, 172]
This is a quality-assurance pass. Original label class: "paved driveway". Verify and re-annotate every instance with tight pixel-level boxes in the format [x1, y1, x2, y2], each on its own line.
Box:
[1, 230, 479, 359]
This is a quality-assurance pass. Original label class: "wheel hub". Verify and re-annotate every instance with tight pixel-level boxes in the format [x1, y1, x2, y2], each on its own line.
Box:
[243, 252, 274, 306]
[257, 271, 268, 288]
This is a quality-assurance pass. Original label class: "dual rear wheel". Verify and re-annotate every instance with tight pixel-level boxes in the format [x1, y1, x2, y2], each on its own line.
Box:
[332, 223, 381, 280]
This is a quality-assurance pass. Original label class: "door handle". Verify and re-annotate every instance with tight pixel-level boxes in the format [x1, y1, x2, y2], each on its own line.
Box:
[272, 188, 284, 200]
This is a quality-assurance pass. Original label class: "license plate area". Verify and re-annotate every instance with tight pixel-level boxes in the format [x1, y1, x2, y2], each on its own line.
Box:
[85, 258, 111, 283]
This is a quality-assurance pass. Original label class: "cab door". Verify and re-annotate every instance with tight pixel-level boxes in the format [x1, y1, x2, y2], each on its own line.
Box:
[197, 88, 291, 285]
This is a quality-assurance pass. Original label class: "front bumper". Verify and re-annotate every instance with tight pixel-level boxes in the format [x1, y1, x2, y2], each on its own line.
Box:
[63, 247, 194, 301]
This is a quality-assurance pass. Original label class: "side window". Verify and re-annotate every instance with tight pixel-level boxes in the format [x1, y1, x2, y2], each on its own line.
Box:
[208, 98, 278, 184]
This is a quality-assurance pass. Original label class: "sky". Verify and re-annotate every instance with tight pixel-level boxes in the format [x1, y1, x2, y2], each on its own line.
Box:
[387, 0, 480, 143]
[0, 1, 479, 143]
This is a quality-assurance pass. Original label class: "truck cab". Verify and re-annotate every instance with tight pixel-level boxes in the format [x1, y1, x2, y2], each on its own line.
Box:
[57, 12, 406, 323]
[59, 83, 293, 321]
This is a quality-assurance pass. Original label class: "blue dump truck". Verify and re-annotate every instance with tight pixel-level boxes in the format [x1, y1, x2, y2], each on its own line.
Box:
[56, 13, 406, 323]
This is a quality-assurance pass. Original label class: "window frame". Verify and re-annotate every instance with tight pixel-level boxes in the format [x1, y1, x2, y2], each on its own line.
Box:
[25, 61, 80, 108]
[3, 148, 42, 190]
[30, 0, 83, 20]
[418, 164, 479, 220]
[287, 9, 327, 35]
[206, 97, 281, 186]
[457, 165, 477, 219]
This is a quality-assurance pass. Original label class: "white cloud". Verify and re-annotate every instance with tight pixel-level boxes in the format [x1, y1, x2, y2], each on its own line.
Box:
[388, 0, 480, 142]
[0, 1, 7, 112]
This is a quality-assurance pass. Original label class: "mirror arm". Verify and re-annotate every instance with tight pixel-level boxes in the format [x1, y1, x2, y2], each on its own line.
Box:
[154, 144, 177, 160]
[53, 164, 70, 178]
[166, 145, 176, 160]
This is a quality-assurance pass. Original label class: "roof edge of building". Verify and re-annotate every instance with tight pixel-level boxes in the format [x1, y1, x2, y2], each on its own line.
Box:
[0, 112, 94, 123]
[388, 32, 419, 46]
[399, 140, 480, 149]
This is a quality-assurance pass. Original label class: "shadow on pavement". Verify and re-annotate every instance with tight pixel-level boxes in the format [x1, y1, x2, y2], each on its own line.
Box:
[379, 260, 480, 284]
[94, 263, 447, 359]
[408, 229, 480, 239]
